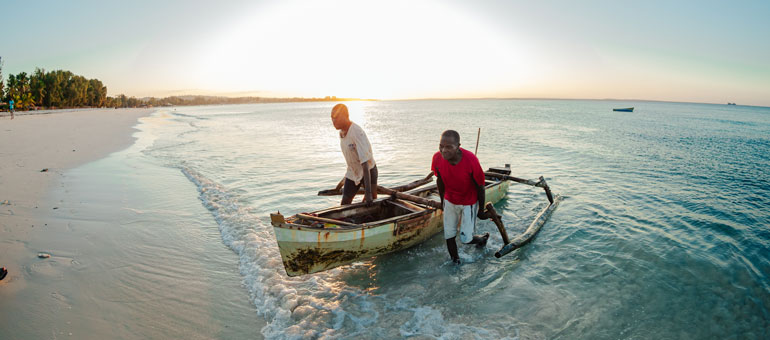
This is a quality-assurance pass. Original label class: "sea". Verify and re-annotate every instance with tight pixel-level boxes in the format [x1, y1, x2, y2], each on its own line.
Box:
[39, 100, 770, 339]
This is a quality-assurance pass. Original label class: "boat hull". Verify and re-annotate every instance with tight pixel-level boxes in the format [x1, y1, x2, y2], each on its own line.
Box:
[273, 179, 509, 276]
[613, 107, 634, 112]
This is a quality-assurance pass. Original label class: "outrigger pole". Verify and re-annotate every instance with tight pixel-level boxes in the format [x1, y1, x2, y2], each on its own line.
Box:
[483, 171, 562, 258]
[318, 173, 434, 197]
[316, 163, 560, 258]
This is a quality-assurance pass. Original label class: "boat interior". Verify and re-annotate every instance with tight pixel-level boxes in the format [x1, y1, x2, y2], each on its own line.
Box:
[325, 199, 427, 224]
[285, 166, 512, 228]
[290, 198, 429, 228]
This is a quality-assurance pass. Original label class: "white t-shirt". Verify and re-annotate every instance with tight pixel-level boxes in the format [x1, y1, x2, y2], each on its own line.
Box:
[340, 122, 376, 185]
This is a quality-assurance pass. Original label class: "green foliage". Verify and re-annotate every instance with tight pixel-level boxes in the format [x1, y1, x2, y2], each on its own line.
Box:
[2, 67, 111, 110]
[30, 68, 46, 106]
[88, 79, 107, 107]
[17, 92, 34, 110]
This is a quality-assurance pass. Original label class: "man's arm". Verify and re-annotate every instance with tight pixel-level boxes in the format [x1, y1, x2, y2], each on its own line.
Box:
[472, 175, 488, 219]
[436, 171, 445, 208]
[361, 161, 373, 206]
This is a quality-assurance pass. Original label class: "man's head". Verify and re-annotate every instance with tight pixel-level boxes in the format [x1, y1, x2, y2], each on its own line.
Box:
[439, 130, 461, 161]
[331, 103, 350, 130]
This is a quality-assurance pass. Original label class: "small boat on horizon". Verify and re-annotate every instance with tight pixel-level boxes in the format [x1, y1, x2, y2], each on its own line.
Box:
[727, 102, 736, 105]
[613, 107, 634, 112]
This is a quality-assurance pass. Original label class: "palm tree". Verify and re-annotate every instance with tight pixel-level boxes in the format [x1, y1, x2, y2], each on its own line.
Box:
[5, 74, 18, 101]
[30, 68, 46, 107]
[14, 92, 35, 110]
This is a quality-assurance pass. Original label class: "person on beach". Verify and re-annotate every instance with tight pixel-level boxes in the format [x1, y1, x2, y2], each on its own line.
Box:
[8, 99, 14, 119]
[432, 130, 490, 264]
[331, 103, 378, 206]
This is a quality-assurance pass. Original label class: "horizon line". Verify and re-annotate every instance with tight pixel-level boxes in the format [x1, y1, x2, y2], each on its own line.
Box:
[388, 96, 768, 108]
[131, 93, 767, 109]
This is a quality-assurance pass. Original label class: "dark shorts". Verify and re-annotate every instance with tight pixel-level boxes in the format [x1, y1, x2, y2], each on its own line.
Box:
[342, 166, 378, 200]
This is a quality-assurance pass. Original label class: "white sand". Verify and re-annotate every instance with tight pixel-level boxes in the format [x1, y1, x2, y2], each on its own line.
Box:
[0, 108, 152, 303]
[0, 108, 266, 339]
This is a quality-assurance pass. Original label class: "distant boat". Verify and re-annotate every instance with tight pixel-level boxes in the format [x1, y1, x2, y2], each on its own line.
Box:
[727, 103, 736, 105]
[613, 107, 634, 112]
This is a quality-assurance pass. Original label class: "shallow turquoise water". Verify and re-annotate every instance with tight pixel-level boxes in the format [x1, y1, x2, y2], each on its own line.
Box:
[89, 100, 770, 338]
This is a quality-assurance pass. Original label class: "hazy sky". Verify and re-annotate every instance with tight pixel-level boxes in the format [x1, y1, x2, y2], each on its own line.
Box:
[3, 0, 769, 106]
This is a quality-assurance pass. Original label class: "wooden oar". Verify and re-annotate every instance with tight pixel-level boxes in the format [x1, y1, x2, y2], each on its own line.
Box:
[317, 178, 346, 196]
[318, 173, 434, 196]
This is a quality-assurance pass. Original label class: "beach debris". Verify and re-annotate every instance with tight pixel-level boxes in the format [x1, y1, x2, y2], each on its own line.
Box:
[40, 168, 49, 172]
[37, 252, 51, 259]
[0, 267, 7, 281]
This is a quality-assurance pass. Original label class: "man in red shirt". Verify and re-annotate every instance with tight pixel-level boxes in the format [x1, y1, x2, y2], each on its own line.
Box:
[431, 130, 490, 264]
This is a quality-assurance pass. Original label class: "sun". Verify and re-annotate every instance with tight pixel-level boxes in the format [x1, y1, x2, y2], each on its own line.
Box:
[193, 0, 533, 99]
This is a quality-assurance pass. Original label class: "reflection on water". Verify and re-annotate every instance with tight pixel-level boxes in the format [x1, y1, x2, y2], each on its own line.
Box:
[134, 100, 769, 339]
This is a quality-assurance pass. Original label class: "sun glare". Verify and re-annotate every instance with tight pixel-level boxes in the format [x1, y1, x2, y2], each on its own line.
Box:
[194, 0, 533, 99]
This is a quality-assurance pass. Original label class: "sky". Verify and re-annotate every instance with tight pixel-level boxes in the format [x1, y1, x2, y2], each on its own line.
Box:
[3, 0, 769, 106]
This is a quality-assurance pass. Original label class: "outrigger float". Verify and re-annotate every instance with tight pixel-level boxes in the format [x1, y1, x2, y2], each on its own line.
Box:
[270, 165, 561, 277]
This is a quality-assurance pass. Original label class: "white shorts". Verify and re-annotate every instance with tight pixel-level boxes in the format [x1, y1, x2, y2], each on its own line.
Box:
[443, 199, 478, 244]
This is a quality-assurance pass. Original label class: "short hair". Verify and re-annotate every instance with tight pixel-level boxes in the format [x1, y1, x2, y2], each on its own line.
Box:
[441, 130, 460, 144]
[331, 103, 348, 118]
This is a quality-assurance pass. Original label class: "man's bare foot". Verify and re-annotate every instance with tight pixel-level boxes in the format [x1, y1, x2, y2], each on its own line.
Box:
[473, 233, 490, 248]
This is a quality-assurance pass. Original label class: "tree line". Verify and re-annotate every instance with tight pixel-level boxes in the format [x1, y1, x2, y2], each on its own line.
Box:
[1, 58, 371, 111]
[1, 58, 111, 110]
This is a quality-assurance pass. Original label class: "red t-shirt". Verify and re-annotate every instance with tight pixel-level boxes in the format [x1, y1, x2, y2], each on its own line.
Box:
[431, 148, 486, 205]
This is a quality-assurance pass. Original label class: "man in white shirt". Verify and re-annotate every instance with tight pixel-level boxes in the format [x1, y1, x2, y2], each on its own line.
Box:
[331, 103, 377, 206]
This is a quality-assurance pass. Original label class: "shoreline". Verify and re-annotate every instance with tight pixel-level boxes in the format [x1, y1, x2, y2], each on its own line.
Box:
[0, 108, 153, 300]
[2, 107, 145, 118]
[4, 96, 765, 116]
[1, 107, 267, 339]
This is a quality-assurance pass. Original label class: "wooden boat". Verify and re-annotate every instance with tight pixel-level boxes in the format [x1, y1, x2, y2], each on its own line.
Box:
[613, 107, 634, 112]
[270, 167, 512, 276]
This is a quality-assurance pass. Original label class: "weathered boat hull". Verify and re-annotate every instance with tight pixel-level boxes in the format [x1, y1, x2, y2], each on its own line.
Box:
[272, 179, 509, 276]
[613, 107, 634, 112]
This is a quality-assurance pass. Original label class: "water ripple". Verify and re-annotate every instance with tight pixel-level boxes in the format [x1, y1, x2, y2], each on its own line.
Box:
[141, 100, 770, 339]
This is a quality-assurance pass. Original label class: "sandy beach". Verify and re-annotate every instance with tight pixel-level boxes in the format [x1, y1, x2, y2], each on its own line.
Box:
[1, 108, 265, 339]
[0, 108, 152, 334]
